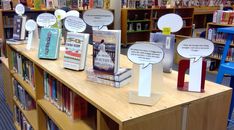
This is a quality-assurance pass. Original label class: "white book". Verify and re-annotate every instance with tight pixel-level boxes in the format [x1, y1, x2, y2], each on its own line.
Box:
[64, 32, 90, 71]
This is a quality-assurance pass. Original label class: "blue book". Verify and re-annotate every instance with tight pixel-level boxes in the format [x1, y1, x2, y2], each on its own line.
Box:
[38, 28, 61, 59]
[150, 32, 175, 73]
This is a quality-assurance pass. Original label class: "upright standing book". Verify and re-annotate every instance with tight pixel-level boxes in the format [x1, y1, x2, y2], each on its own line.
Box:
[38, 28, 61, 59]
[93, 30, 121, 74]
[64, 32, 90, 71]
[13, 15, 27, 40]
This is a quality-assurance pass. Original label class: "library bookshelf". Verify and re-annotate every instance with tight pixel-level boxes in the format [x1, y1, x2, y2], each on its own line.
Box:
[205, 22, 234, 73]
[6, 42, 232, 130]
[121, 7, 194, 46]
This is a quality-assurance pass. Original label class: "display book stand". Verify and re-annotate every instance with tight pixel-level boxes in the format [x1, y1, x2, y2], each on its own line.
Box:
[128, 13, 184, 106]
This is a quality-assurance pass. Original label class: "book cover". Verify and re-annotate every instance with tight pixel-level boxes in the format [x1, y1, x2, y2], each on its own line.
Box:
[93, 30, 121, 74]
[13, 16, 27, 40]
[71, 0, 78, 8]
[150, 32, 175, 73]
[38, 28, 61, 59]
[64, 32, 89, 71]
[86, 67, 132, 81]
[58, 0, 66, 8]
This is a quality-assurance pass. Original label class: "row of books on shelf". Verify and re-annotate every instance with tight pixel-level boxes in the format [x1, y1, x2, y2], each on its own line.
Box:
[12, 51, 35, 89]
[3, 16, 14, 28]
[14, 105, 34, 130]
[47, 117, 59, 130]
[2, 0, 111, 10]
[213, 10, 234, 25]
[206, 59, 219, 71]
[128, 23, 150, 31]
[211, 45, 234, 61]
[13, 78, 36, 110]
[44, 72, 88, 120]
[207, 28, 229, 43]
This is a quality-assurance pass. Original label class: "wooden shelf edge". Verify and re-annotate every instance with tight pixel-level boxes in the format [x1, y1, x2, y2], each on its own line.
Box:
[13, 97, 38, 130]
[208, 22, 234, 27]
[37, 99, 95, 130]
[14, 122, 20, 130]
[0, 57, 9, 69]
[212, 40, 234, 47]
[209, 56, 233, 62]
[11, 71, 36, 100]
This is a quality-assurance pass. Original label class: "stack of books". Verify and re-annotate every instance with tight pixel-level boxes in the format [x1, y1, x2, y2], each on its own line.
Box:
[86, 67, 132, 88]
[87, 30, 132, 88]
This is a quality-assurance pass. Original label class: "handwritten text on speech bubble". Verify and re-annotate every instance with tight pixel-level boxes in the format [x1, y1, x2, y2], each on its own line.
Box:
[127, 43, 164, 68]
[64, 16, 86, 32]
[177, 38, 214, 62]
[83, 9, 113, 29]
[36, 13, 56, 27]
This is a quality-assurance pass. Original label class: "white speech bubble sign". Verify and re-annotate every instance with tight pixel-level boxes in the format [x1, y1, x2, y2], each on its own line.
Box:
[83, 9, 113, 29]
[15, 4, 25, 16]
[54, 9, 66, 20]
[64, 16, 86, 32]
[177, 38, 214, 62]
[25, 19, 37, 31]
[36, 13, 57, 27]
[127, 43, 164, 68]
[157, 13, 183, 33]
[66, 10, 80, 17]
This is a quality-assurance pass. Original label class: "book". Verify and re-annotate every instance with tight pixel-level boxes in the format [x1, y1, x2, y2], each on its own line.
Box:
[87, 74, 131, 88]
[93, 30, 121, 74]
[38, 28, 61, 59]
[150, 32, 175, 73]
[94, 0, 103, 8]
[13, 15, 27, 40]
[58, 0, 67, 8]
[64, 32, 90, 71]
[86, 67, 132, 82]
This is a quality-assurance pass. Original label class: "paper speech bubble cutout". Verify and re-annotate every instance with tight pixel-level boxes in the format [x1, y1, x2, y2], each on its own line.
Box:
[64, 16, 86, 32]
[15, 4, 25, 16]
[54, 9, 66, 20]
[25, 19, 37, 31]
[177, 38, 214, 62]
[157, 13, 183, 33]
[36, 13, 57, 27]
[127, 43, 164, 68]
[66, 10, 80, 17]
[83, 9, 113, 30]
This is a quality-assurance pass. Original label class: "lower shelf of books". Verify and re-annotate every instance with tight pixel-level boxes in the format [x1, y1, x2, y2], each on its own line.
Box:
[37, 99, 96, 130]
[13, 97, 38, 130]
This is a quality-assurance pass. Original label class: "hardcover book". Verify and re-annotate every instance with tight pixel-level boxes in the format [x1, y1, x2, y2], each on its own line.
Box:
[94, 0, 103, 8]
[150, 32, 175, 73]
[13, 15, 27, 40]
[38, 28, 61, 59]
[64, 32, 90, 71]
[93, 30, 121, 74]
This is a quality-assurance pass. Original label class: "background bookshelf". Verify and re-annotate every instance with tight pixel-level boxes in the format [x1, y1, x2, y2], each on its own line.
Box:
[121, 7, 194, 46]
[205, 22, 234, 73]
[5, 43, 232, 130]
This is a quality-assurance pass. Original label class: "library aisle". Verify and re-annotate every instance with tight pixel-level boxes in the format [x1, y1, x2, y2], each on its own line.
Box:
[0, 64, 15, 130]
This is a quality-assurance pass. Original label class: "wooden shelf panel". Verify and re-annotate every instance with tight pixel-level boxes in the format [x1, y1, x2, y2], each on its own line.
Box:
[208, 22, 234, 27]
[37, 99, 95, 130]
[11, 71, 36, 100]
[0, 57, 9, 69]
[127, 19, 150, 23]
[14, 122, 20, 130]
[212, 40, 234, 47]
[13, 97, 38, 130]
[209, 56, 233, 62]
[127, 30, 150, 33]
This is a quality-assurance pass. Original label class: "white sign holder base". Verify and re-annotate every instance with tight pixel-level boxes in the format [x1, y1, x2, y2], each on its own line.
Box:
[128, 63, 164, 106]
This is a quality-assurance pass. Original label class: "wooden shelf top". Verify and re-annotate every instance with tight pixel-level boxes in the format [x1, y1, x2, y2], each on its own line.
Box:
[13, 97, 38, 130]
[11, 71, 36, 100]
[207, 22, 234, 27]
[194, 6, 219, 15]
[8, 43, 231, 126]
[38, 99, 95, 130]
[212, 40, 234, 47]
[127, 19, 151, 23]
